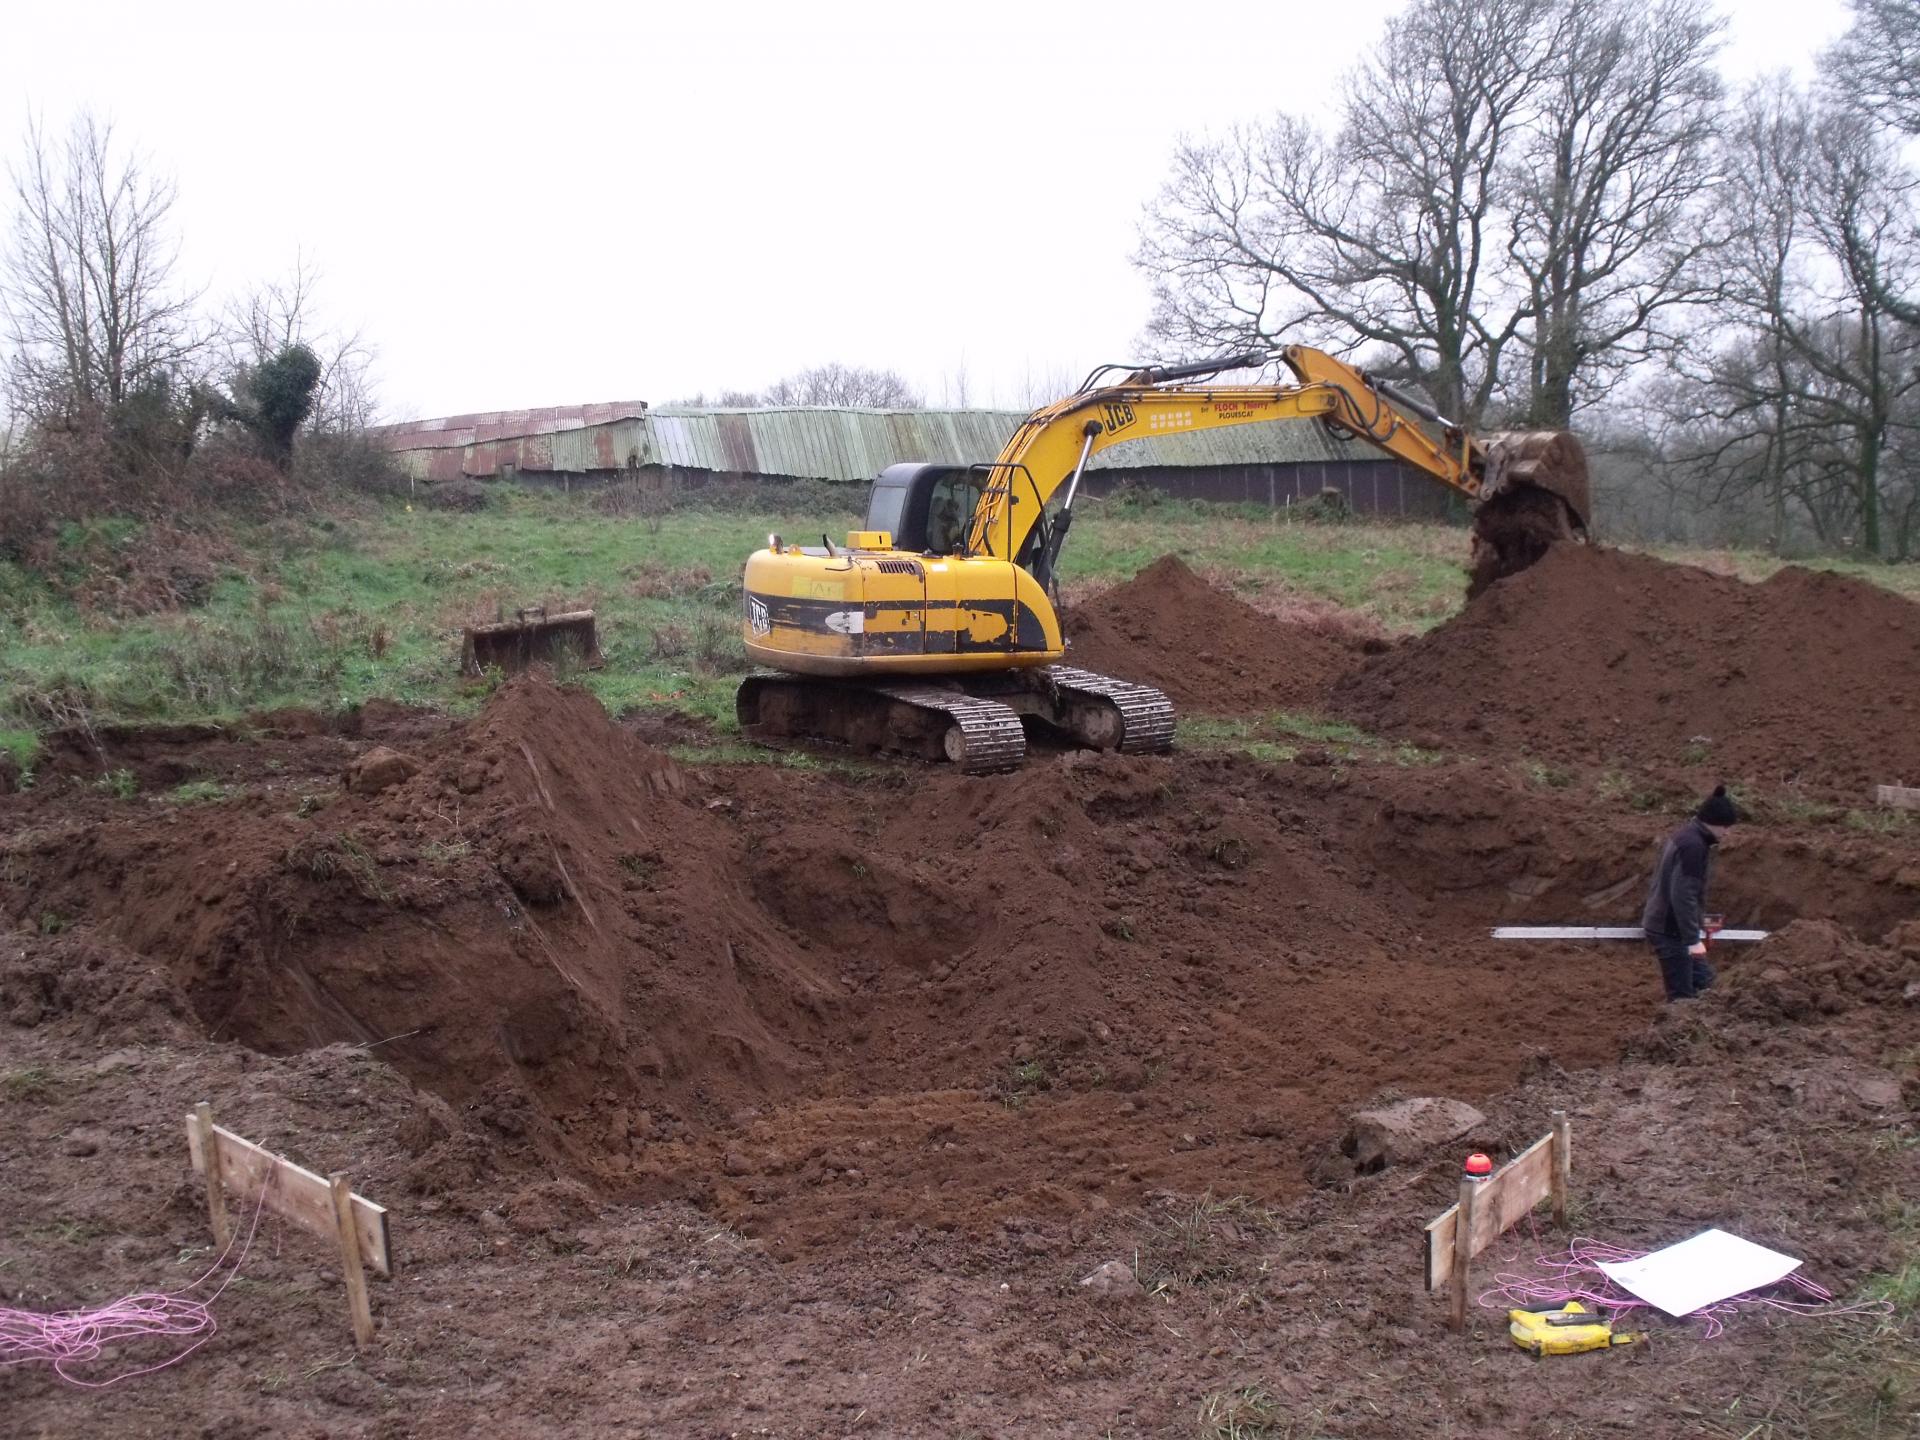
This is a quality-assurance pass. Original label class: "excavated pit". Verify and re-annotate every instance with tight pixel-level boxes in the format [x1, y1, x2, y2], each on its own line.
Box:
[6, 550, 1920, 1253]
[6, 647, 1916, 1254]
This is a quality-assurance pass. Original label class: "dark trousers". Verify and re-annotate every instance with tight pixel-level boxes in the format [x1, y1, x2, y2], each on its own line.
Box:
[1650, 935, 1715, 1001]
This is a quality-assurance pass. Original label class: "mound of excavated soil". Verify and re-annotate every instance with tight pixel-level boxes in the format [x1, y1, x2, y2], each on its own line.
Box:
[5, 678, 840, 1175]
[1336, 545, 1920, 794]
[1063, 555, 1363, 712]
[1720, 918, 1920, 1024]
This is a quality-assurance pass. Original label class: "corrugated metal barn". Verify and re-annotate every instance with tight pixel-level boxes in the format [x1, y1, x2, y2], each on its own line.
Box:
[370, 402, 1454, 518]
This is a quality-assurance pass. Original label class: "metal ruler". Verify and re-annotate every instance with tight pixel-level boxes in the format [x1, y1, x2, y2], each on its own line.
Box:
[1490, 926, 1771, 943]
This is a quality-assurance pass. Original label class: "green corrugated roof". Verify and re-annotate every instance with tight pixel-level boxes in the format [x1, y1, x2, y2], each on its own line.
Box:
[643, 404, 1362, 481]
[377, 402, 1382, 483]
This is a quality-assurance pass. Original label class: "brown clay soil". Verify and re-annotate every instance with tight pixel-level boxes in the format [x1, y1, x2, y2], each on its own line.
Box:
[1064, 555, 1371, 713]
[1336, 543, 1920, 797]
[4, 544, 1919, 1437]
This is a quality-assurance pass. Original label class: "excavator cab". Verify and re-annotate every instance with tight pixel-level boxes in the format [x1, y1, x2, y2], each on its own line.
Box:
[864, 462, 1063, 587]
[865, 464, 987, 556]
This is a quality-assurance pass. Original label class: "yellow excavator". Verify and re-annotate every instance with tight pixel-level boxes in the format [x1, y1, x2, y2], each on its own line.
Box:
[737, 346, 1590, 772]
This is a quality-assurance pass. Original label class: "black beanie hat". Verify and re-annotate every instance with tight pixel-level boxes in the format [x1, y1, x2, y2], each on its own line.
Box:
[1697, 784, 1738, 826]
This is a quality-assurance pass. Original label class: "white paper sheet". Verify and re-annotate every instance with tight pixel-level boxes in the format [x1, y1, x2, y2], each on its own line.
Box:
[1597, 1228, 1802, 1316]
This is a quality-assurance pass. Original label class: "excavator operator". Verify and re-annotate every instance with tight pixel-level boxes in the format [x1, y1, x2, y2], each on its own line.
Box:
[923, 473, 982, 556]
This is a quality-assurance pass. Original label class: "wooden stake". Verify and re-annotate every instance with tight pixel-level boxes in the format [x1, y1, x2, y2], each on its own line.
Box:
[194, 1101, 230, 1249]
[1448, 1173, 1476, 1332]
[330, 1172, 376, 1349]
[1550, 1111, 1571, 1229]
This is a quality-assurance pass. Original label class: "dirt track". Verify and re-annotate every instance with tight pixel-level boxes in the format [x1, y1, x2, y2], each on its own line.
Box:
[3, 543, 1918, 1436]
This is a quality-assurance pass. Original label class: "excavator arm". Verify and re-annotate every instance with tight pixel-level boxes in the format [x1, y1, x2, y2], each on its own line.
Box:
[964, 346, 1589, 594]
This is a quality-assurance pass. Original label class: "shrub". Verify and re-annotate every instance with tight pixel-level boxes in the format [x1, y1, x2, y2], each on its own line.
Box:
[239, 344, 322, 461]
[290, 430, 409, 498]
[692, 616, 747, 673]
[422, 479, 491, 511]
[1104, 478, 1167, 513]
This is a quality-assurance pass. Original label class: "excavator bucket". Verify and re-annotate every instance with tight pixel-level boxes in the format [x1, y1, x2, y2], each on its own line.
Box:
[461, 607, 604, 676]
[1468, 431, 1592, 598]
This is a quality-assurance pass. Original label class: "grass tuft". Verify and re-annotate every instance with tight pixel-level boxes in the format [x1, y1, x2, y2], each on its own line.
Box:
[166, 779, 232, 805]
[1196, 1386, 1326, 1439]
[94, 767, 138, 799]
[0, 729, 40, 771]
[1866, 1262, 1920, 1315]
[1137, 1193, 1276, 1292]
[2, 1066, 54, 1101]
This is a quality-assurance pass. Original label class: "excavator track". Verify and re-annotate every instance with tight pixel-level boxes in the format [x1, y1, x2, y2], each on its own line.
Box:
[869, 683, 1028, 774]
[1041, 666, 1177, 754]
[735, 667, 1176, 774]
[736, 673, 1028, 774]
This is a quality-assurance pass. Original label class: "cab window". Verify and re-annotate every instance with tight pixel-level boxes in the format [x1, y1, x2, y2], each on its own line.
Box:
[923, 472, 984, 555]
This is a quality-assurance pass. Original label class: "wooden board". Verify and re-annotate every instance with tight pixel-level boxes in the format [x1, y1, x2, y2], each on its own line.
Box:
[186, 1117, 391, 1277]
[1424, 1132, 1554, 1292]
[1876, 784, 1920, 812]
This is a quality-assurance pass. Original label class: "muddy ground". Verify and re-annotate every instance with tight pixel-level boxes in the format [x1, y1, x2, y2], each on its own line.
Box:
[3, 544, 1918, 1437]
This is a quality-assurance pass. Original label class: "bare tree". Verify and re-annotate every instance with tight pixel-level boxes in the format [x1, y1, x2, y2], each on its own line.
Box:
[762, 362, 922, 408]
[674, 363, 923, 408]
[935, 360, 973, 408]
[1139, 0, 1550, 426]
[1665, 84, 1920, 558]
[1792, 107, 1920, 555]
[663, 386, 765, 407]
[1137, 0, 1729, 430]
[1, 113, 201, 424]
[1508, 0, 1726, 426]
[1662, 85, 1816, 550]
[222, 252, 379, 430]
[1823, 0, 1920, 135]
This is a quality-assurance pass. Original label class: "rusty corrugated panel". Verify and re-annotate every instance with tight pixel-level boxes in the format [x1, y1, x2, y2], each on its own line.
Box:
[548, 429, 585, 472]
[738, 411, 805, 476]
[716, 413, 757, 472]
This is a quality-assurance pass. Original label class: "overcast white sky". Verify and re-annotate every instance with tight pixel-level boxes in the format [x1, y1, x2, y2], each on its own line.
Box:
[0, 0, 1855, 420]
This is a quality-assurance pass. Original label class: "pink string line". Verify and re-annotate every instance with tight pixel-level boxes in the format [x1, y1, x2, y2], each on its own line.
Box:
[0, 1184, 271, 1388]
[1476, 1233, 1894, 1340]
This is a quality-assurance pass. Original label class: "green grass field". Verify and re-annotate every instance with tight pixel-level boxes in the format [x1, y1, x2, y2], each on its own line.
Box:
[4, 488, 1918, 763]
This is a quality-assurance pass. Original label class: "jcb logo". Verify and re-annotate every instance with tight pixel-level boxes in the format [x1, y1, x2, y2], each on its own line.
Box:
[1103, 401, 1136, 433]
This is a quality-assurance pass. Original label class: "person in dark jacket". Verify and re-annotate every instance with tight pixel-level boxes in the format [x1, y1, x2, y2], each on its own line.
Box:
[1641, 785, 1740, 1001]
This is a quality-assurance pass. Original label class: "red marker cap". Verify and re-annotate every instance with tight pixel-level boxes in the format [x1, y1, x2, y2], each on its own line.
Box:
[1464, 1152, 1493, 1179]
